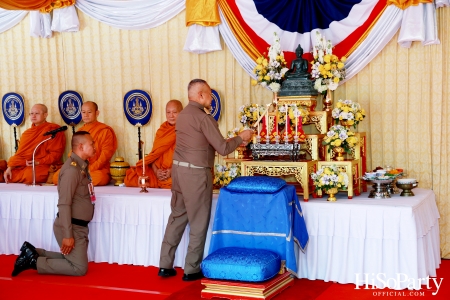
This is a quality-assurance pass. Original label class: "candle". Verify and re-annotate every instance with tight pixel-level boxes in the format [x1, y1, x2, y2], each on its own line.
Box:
[295, 114, 298, 137]
[256, 104, 260, 136]
[285, 104, 288, 139]
[265, 104, 270, 134]
[142, 142, 145, 175]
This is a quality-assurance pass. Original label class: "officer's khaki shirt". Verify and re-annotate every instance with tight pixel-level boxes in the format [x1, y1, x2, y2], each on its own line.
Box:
[57, 152, 94, 239]
[173, 101, 242, 168]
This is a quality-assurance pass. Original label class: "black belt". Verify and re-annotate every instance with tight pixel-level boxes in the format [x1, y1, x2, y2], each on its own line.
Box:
[56, 213, 90, 227]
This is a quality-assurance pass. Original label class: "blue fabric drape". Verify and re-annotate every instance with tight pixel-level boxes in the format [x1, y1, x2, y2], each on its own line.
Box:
[209, 184, 308, 275]
[253, 0, 362, 32]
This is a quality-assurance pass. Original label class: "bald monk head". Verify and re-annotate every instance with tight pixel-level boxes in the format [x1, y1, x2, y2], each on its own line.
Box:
[188, 79, 212, 110]
[81, 101, 99, 125]
[72, 131, 96, 160]
[166, 100, 183, 126]
[29, 104, 48, 126]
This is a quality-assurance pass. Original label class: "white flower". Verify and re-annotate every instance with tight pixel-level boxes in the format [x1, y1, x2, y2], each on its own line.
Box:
[327, 82, 339, 91]
[269, 82, 281, 93]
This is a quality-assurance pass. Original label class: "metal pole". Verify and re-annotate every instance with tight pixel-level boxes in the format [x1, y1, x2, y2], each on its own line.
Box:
[13, 127, 18, 152]
[29, 136, 53, 187]
[138, 127, 142, 160]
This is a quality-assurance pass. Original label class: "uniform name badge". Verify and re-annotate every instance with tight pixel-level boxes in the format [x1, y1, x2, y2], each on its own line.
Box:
[88, 182, 96, 204]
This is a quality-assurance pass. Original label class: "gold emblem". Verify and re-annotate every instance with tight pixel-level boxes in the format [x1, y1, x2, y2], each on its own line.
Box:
[70, 161, 77, 166]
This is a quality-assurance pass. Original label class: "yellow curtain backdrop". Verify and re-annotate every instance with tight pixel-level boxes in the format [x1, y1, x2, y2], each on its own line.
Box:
[0, 0, 52, 10]
[0, 8, 449, 258]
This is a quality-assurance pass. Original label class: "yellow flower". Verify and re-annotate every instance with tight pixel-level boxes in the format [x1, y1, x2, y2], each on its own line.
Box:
[348, 120, 354, 125]
[331, 64, 337, 70]
[258, 76, 263, 81]
[336, 102, 343, 108]
[333, 77, 340, 83]
[324, 54, 331, 63]
[324, 63, 331, 71]
[334, 139, 342, 146]
[256, 64, 263, 70]
[337, 62, 344, 69]
[264, 75, 271, 81]
[324, 168, 331, 175]
[331, 55, 338, 62]
[341, 56, 347, 62]
[262, 59, 268, 66]
[251, 79, 258, 86]
[256, 57, 263, 64]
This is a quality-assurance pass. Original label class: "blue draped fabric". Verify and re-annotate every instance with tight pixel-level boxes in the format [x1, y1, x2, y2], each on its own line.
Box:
[253, 0, 362, 32]
[209, 184, 308, 275]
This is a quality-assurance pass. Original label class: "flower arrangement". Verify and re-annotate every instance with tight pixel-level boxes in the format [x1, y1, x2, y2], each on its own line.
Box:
[276, 104, 309, 128]
[331, 99, 366, 127]
[214, 163, 241, 187]
[238, 103, 261, 128]
[310, 165, 349, 192]
[310, 31, 347, 93]
[251, 32, 289, 93]
[323, 125, 358, 153]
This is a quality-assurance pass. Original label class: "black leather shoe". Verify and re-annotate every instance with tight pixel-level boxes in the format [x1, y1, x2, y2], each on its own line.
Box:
[20, 241, 36, 253]
[158, 268, 177, 277]
[12, 242, 38, 277]
[182, 271, 203, 281]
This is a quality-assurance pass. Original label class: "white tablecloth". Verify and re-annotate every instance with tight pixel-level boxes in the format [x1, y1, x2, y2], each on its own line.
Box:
[0, 183, 440, 288]
[0, 183, 217, 269]
[297, 188, 441, 289]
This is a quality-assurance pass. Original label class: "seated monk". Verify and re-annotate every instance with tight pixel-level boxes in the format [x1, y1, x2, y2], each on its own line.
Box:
[124, 100, 183, 189]
[3, 104, 66, 184]
[53, 101, 118, 186]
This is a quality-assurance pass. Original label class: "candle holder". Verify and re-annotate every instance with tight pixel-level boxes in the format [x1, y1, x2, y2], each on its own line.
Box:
[274, 135, 280, 144]
[256, 135, 261, 144]
[265, 134, 270, 144]
[138, 175, 150, 193]
[294, 135, 299, 145]
[284, 135, 289, 144]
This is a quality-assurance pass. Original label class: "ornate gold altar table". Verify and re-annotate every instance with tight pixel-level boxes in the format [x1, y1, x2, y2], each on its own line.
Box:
[317, 160, 361, 199]
[240, 160, 318, 201]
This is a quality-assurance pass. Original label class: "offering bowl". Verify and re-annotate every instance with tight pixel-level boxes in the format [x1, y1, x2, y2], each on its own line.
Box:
[396, 180, 418, 197]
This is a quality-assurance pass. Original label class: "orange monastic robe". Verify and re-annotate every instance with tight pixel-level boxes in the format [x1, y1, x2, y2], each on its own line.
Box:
[124, 121, 175, 189]
[0, 159, 7, 183]
[53, 121, 118, 186]
[4, 122, 66, 184]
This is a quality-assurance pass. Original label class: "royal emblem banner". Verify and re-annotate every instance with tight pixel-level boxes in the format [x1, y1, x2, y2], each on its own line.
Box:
[58, 90, 83, 127]
[123, 90, 152, 126]
[2, 92, 25, 127]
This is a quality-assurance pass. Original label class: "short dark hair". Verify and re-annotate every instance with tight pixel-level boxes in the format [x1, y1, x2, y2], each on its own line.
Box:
[188, 79, 207, 92]
[71, 131, 91, 149]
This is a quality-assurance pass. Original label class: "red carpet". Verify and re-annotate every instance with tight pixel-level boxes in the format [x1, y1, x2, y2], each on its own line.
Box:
[1, 254, 449, 299]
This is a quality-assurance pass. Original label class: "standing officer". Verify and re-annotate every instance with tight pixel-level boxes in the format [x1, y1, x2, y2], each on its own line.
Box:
[12, 131, 96, 276]
[158, 79, 253, 281]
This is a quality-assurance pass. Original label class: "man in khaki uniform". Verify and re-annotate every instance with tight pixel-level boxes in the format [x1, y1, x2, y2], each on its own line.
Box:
[12, 131, 96, 276]
[158, 79, 253, 281]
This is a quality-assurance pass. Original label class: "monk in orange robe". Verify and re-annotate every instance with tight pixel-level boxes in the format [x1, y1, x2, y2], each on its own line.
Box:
[53, 101, 118, 186]
[124, 100, 183, 189]
[0, 159, 8, 183]
[2, 104, 66, 184]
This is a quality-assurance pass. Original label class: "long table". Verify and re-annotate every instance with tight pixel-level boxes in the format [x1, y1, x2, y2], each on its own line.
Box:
[0, 183, 440, 289]
[0, 184, 218, 269]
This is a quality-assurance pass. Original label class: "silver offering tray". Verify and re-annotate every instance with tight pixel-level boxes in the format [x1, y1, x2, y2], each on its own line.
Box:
[362, 176, 398, 199]
[250, 143, 301, 161]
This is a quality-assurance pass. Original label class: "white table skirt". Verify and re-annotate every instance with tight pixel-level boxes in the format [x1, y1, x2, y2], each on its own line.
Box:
[0, 183, 217, 269]
[0, 184, 440, 288]
[297, 188, 441, 289]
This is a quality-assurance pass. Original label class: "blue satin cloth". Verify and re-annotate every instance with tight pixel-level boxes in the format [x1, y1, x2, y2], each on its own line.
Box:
[209, 183, 309, 276]
[253, 0, 361, 33]
[226, 176, 286, 193]
[202, 247, 281, 282]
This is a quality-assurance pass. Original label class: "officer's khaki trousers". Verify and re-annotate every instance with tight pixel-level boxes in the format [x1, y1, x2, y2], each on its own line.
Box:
[159, 164, 213, 274]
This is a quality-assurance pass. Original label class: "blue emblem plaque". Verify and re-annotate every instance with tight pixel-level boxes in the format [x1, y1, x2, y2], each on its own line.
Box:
[58, 90, 83, 126]
[123, 90, 152, 126]
[2, 93, 25, 127]
[210, 89, 221, 121]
